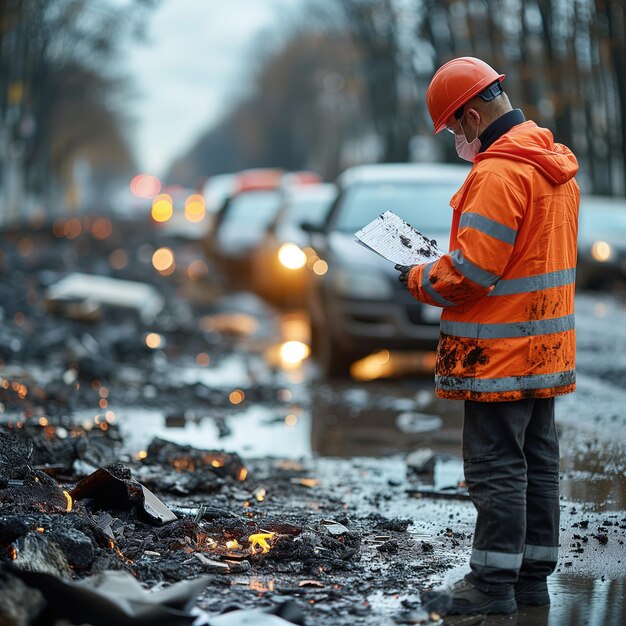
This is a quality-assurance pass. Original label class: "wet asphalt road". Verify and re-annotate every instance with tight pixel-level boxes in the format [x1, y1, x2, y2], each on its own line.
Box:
[67, 225, 626, 625]
[4, 223, 625, 625]
[303, 290, 626, 626]
[120, 283, 626, 626]
[323, 292, 624, 624]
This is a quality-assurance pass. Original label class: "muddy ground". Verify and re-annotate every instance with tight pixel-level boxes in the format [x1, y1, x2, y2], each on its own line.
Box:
[0, 215, 625, 626]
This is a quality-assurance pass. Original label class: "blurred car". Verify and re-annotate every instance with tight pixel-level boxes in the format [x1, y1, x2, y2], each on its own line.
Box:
[110, 185, 153, 220]
[202, 173, 239, 213]
[251, 182, 337, 307]
[204, 168, 285, 287]
[154, 185, 210, 240]
[305, 162, 470, 378]
[201, 173, 238, 234]
[577, 195, 626, 291]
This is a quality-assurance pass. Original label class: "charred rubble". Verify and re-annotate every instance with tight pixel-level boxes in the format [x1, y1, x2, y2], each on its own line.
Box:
[0, 220, 459, 625]
[0, 421, 443, 626]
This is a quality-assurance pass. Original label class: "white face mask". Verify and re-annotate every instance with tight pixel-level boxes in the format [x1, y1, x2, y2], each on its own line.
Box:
[455, 119, 481, 162]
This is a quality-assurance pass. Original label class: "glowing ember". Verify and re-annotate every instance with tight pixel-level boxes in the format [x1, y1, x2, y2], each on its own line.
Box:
[254, 487, 267, 502]
[62, 490, 73, 512]
[226, 539, 241, 550]
[10, 381, 28, 399]
[248, 578, 275, 592]
[201, 453, 225, 468]
[229, 389, 245, 405]
[237, 467, 248, 481]
[108, 539, 134, 564]
[248, 532, 275, 554]
[9, 546, 17, 560]
[277, 460, 303, 471]
[297, 478, 320, 488]
[171, 457, 196, 472]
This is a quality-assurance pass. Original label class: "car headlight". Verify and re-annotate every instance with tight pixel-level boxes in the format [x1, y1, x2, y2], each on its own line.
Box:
[591, 240, 613, 262]
[331, 268, 393, 299]
[278, 243, 307, 269]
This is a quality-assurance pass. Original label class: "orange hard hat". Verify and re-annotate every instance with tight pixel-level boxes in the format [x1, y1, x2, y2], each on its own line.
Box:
[426, 57, 506, 134]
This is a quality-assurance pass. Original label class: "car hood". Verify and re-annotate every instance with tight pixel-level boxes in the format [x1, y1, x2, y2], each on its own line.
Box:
[276, 224, 309, 248]
[579, 230, 626, 248]
[327, 231, 449, 275]
[218, 225, 264, 253]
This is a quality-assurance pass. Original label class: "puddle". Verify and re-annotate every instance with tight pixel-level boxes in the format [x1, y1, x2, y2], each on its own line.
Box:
[433, 457, 464, 490]
[365, 575, 626, 626]
[94, 404, 313, 459]
[396, 411, 444, 434]
[310, 380, 463, 457]
[560, 445, 626, 510]
[544, 576, 626, 626]
[560, 471, 626, 511]
[430, 566, 626, 626]
[174, 356, 252, 388]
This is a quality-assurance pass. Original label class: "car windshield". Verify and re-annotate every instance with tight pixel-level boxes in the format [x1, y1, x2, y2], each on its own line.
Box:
[222, 191, 282, 227]
[579, 201, 626, 232]
[285, 195, 336, 227]
[333, 182, 455, 232]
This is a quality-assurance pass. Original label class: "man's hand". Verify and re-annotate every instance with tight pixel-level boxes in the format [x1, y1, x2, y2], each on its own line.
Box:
[395, 264, 416, 288]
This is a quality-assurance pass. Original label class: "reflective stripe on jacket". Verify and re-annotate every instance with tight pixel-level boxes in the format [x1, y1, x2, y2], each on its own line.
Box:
[408, 121, 580, 401]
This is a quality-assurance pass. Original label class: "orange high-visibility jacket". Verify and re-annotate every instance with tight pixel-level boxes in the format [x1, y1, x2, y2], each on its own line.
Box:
[408, 121, 580, 401]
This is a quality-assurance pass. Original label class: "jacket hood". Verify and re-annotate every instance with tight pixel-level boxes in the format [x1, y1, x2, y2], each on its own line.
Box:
[474, 120, 578, 185]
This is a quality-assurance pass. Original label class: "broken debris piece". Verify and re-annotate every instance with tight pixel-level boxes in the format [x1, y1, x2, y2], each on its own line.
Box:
[70, 465, 177, 525]
[145, 438, 248, 482]
[45, 272, 165, 324]
[8, 567, 209, 626]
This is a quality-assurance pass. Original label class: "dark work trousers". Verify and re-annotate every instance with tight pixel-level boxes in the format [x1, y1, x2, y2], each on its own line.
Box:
[463, 397, 560, 593]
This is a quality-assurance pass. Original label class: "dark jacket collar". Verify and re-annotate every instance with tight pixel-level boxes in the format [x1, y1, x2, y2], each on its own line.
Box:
[478, 109, 526, 153]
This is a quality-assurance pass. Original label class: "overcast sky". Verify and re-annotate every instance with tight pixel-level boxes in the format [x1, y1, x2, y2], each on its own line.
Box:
[123, 0, 297, 177]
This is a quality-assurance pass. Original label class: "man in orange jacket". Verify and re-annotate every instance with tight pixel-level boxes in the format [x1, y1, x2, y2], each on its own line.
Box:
[396, 57, 579, 615]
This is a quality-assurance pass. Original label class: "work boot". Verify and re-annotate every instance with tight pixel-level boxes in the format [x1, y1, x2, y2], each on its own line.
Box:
[421, 578, 517, 615]
[514, 577, 550, 606]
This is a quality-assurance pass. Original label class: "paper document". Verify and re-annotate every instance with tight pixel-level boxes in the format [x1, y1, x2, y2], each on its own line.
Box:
[354, 211, 444, 266]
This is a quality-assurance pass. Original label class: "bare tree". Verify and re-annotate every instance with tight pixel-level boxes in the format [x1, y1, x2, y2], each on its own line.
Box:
[417, 0, 625, 195]
[335, 0, 419, 162]
[169, 28, 367, 183]
[0, 0, 159, 221]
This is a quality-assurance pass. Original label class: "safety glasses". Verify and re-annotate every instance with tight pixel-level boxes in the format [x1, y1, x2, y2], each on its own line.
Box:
[445, 105, 466, 134]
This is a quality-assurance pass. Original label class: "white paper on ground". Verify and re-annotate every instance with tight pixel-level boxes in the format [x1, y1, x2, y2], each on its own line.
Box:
[354, 211, 444, 266]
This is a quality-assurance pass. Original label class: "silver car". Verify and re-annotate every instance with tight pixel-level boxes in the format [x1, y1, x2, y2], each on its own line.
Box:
[305, 163, 470, 377]
[577, 195, 626, 291]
